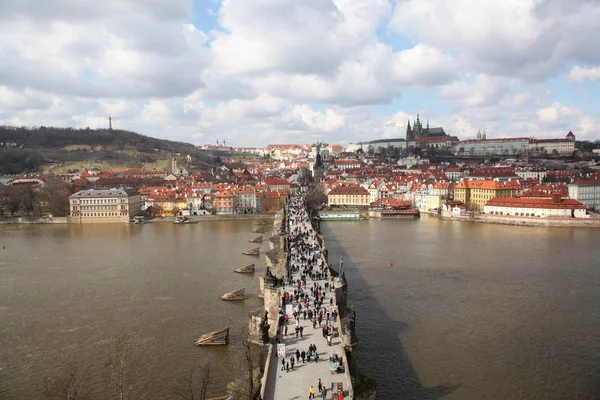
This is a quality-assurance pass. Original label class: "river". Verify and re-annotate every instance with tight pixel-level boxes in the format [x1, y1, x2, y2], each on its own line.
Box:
[0, 220, 267, 399]
[2, 218, 600, 399]
[322, 217, 600, 400]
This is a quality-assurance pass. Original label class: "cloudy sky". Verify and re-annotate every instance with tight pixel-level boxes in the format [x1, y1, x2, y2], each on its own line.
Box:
[1, 0, 599, 146]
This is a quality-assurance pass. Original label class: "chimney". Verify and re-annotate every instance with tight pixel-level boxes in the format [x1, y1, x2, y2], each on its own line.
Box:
[552, 194, 561, 204]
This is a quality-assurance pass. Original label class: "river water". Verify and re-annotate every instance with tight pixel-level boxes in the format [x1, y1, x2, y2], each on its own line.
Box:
[322, 217, 600, 400]
[0, 220, 267, 399]
[2, 218, 600, 400]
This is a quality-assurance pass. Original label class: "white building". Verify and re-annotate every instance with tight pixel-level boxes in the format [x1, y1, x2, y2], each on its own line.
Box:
[412, 192, 442, 212]
[69, 189, 142, 223]
[346, 138, 407, 153]
[483, 196, 587, 218]
[529, 132, 576, 155]
[234, 186, 257, 213]
[515, 168, 547, 183]
[459, 138, 530, 156]
[568, 175, 600, 210]
[187, 192, 205, 215]
[444, 167, 462, 181]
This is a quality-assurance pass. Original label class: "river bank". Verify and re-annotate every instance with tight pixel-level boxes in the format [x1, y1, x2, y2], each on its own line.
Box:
[0, 213, 276, 224]
[0, 217, 69, 224]
[146, 213, 276, 222]
[441, 212, 600, 227]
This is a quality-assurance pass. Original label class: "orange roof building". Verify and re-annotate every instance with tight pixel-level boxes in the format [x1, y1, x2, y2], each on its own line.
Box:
[454, 179, 521, 211]
[327, 185, 370, 207]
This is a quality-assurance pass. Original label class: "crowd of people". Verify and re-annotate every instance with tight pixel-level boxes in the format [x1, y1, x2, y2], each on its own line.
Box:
[276, 196, 343, 399]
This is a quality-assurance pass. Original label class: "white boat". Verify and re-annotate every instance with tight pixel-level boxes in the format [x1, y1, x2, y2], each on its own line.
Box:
[174, 216, 197, 224]
[317, 211, 364, 221]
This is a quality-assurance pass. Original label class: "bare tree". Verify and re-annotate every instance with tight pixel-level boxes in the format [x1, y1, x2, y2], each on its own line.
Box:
[7, 186, 22, 216]
[227, 335, 259, 400]
[42, 364, 90, 400]
[41, 176, 71, 217]
[105, 335, 140, 400]
[0, 185, 8, 218]
[175, 358, 213, 400]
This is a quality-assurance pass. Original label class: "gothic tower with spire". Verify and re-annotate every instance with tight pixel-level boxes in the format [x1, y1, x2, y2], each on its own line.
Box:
[413, 114, 422, 139]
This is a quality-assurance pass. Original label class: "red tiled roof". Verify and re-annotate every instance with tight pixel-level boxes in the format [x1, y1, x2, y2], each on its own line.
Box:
[485, 197, 585, 209]
[455, 179, 521, 190]
[328, 185, 369, 195]
[572, 174, 600, 185]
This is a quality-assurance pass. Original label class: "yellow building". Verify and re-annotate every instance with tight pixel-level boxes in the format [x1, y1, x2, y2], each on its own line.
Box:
[69, 189, 142, 223]
[327, 185, 370, 207]
[454, 179, 521, 211]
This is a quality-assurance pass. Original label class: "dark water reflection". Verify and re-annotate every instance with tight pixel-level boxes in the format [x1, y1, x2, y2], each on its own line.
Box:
[322, 218, 600, 400]
[0, 221, 266, 399]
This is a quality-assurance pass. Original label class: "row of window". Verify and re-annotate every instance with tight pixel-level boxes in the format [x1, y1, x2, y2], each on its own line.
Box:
[76, 205, 123, 211]
[75, 212, 127, 217]
[76, 198, 125, 204]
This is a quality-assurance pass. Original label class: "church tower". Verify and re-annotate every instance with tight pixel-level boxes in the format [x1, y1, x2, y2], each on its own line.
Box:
[414, 114, 422, 139]
[477, 129, 481, 140]
[406, 120, 412, 141]
[171, 154, 178, 176]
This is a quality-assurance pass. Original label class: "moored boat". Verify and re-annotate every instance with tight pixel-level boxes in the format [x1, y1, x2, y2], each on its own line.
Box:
[317, 211, 365, 221]
[174, 216, 198, 224]
[381, 209, 420, 218]
[428, 208, 441, 217]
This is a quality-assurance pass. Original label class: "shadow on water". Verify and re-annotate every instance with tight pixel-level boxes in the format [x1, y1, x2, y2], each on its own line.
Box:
[323, 227, 461, 400]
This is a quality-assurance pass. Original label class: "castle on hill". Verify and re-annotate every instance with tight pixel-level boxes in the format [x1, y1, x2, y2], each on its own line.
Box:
[405, 114, 446, 141]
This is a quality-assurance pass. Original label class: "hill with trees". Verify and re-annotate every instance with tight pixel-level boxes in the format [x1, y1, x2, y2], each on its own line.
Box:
[0, 126, 222, 175]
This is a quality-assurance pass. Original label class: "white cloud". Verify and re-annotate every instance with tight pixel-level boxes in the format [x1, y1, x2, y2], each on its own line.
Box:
[390, 44, 456, 86]
[0, 1, 209, 98]
[569, 66, 600, 82]
[390, 0, 600, 81]
[537, 103, 580, 122]
[440, 75, 515, 108]
[0, 0, 599, 145]
[287, 105, 346, 132]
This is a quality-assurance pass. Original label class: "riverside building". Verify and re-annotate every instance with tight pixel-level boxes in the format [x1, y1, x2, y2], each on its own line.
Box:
[69, 189, 142, 223]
